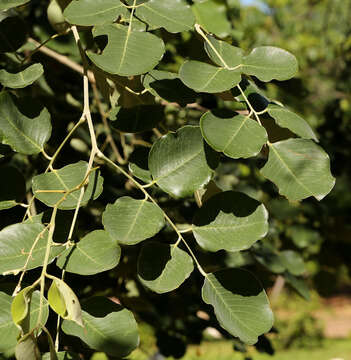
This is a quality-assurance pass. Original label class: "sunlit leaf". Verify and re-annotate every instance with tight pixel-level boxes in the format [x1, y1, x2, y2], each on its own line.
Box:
[0, 64, 44, 89]
[202, 269, 274, 344]
[261, 139, 335, 201]
[62, 297, 139, 357]
[138, 242, 194, 293]
[102, 196, 165, 245]
[193, 191, 268, 252]
[200, 111, 267, 158]
[56, 230, 121, 275]
[88, 24, 165, 76]
[0, 92, 51, 155]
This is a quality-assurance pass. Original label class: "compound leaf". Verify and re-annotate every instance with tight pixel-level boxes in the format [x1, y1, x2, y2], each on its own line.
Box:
[261, 139, 335, 201]
[202, 269, 274, 345]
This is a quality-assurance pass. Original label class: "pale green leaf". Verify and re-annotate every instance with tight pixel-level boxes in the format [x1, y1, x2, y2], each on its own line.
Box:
[0, 223, 63, 275]
[192, 0, 231, 37]
[149, 126, 218, 198]
[11, 286, 33, 331]
[267, 104, 318, 141]
[242, 46, 298, 82]
[64, 0, 126, 26]
[202, 269, 274, 345]
[56, 230, 121, 275]
[136, 0, 195, 33]
[138, 242, 194, 293]
[192, 191, 268, 252]
[32, 161, 104, 210]
[0, 63, 44, 89]
[88, 24, 165, 76]
[102, 196, 165, 245]
[0, 291, 49, 353]
[62, 297, 139, 357]
[48, 277, 83, 327]
[0, 0, 30, 11]
[0, 165, 26, 210]
[179, 61, 240, 93]
[261, 139, 335, 201]
[204, 35, 243, 68]
[15, 333, 41, 360]
[200, 111, 267, 159]
[0, 92, 51, 155]
[280, 250, 306, 276]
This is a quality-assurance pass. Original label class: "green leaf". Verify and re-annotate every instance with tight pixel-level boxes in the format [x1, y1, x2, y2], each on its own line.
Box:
[284, 272, 310, 301]
[192, 0, 231, 38]
[179, 61, 241, 93]
[64, 0, 126, 26]
[11, 286, 33, 332]
[88, 24, 165, 76]
[15, 333, 41, 360]
[142, 70, 197, 107]
[0, 64, 44, 89]
[0, 223, 63, 275]
[0, 165, 26, 210]
[253, 244, 285, 274]
[138, 242, 194, 293]
[62, 297, 139, 357]
[0, 291, 49, 353]
[288, 226, 321, 249]
[204, 35, 243, 68]
[32, 161, 104, 210]
[267, 104, 318, 141]
[200, 111, 267, 159]
[110, 105, 163, 133]
[135, 0, 195, 33]
[0, 0, 30, 11]
[102, 196, 165, 245]
[261, 139, 335, 201]
[280, 250, 306, 276]
[149, 126, 218, 198]
[192, 191, 268, 252]
[48, 277, 83, 327]
[242, 46, 298, 82]
[43, 352, 80, 360]
[56, 230, 121, 275]
[202, 269, 274, 345]
[0, 92, 51, 155]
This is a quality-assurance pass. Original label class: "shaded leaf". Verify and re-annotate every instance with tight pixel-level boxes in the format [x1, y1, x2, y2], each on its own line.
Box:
[0, 165, 26, 210]
[0, 223, 63, 275]
[32, 161, 104, 210]
[88, 24, 165, 76]
[129, 147, 152, 183]
[56, 230, 121, 275]
[11, 286, 33, 333]
[62, 297, 139, 357]
[15, 333, 41, 360]
[102, 196, 165, 245]
[138, 241, 194, 293]
[48, 277, 83, 327]
[200, 111, 267, 159]
[0, 64, 44, 89]
[280, 250, 306, 276]
[64, 0, 126, 26]
[267, 104, 318, 141]
[0, 92, 51, 155]
[179, 61, 240, 93]
[242, 46, 298, 82]
[202, 269, 274, 344]
[0, 0, 29, 11]
[261, 139, 335, 201]
[43, 352, 80, 360]
[136, 0, 195, 33]
[284, 272, 310, 301]
[149, 126, 219, 198]
[192, 191, 268, 252]
[0, 16, 27, 53]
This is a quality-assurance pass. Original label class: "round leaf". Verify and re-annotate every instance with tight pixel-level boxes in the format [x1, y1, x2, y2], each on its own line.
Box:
[32, 161, 104, 210]
[149, 126, 219, 198]
[0, 64, 44, 89]
[102, 196, 165, 245]
[267, 104, 318, 141]
[200, 111, 268, 159]
[261, 139, 335, 201]
[88, 24, 165, 76]
[179, 61, 241, 93]
[56, 230, 121, 275]
[192, 191, 268, 252]
[62, 297, 139, 357]
[135, 0, 195, 33]
[242, 46, 298, 82]
[138, 242, 194, 293]
[202, 269, 274, 345]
